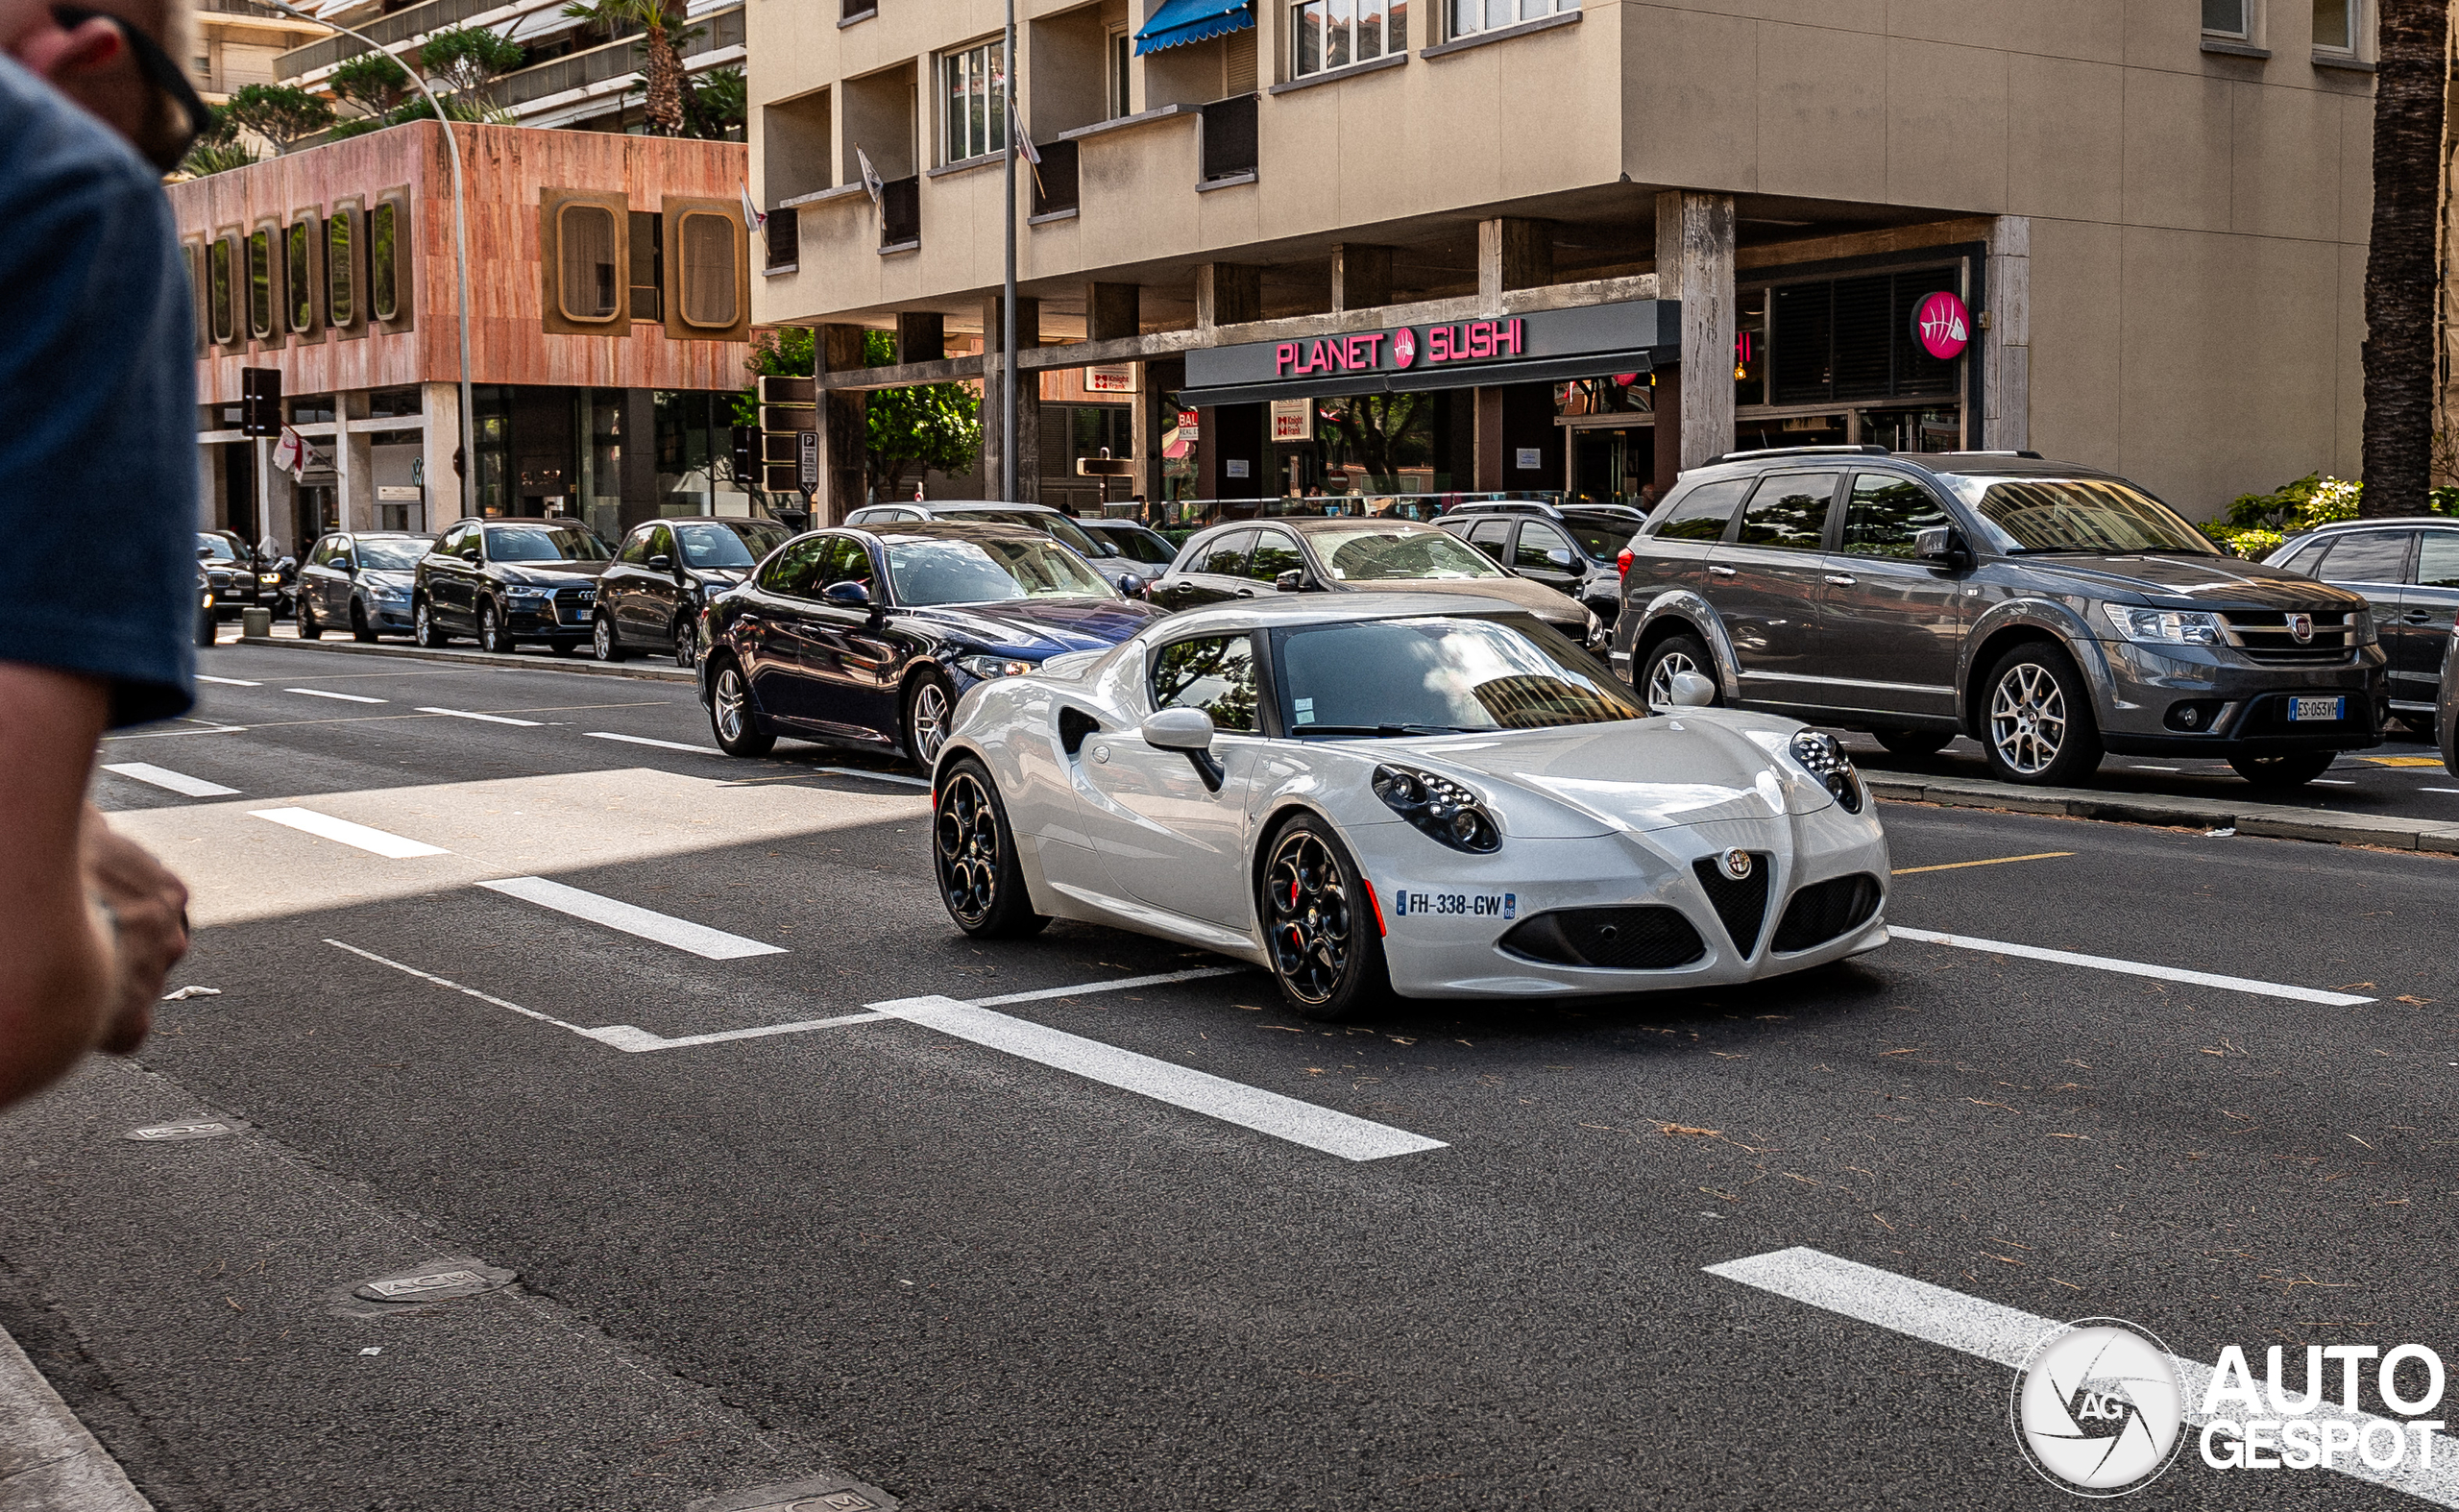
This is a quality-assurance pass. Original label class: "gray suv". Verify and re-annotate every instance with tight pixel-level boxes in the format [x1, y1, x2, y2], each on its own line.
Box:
[1611, 447, 2387, 789]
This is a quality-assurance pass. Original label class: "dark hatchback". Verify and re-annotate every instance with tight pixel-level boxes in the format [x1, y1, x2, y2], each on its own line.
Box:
[412, 518, 613, 653]
[593, 516, 792, 668]
[697, 521, 1168, 765]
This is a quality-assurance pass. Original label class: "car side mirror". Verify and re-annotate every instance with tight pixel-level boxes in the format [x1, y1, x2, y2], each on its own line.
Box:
[341, 560, 358, 575]
[1667, 671, 1717, 708]
[1546, 548, 1574, 569]
[648, 553, 672, 572]
[1913, 526, 1970, 567]
[1116, 573, 1146, 597]
[1139, 707, 1215, 752]
[819, 580, 871, 609]
[1274, 568, 1313, 593]
[197, 544, 213, 559]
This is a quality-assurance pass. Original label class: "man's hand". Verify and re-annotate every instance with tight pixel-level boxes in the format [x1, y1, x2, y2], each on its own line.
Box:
[81, 803, 186, 1053]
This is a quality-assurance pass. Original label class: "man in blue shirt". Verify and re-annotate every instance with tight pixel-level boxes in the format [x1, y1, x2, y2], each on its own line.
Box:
[0, 6, 207, 1108]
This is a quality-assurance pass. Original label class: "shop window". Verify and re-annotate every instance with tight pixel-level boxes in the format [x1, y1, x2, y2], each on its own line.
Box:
[1293, 0, 1407, 76]
[1768, 268, 1960, 408]
[245, 227, 275, 340]
[369, 201, 400, 322]
[630, 210, 663, 320]
[557, 203, 621, 322]
[940, 38, 1007, 163]
[285, 219, 317, 333]
[676, 210, 740, 329]
[1448, 0, 1573, 38]
[326, 209, 355, 327]
[2203, 0, 2250, 36]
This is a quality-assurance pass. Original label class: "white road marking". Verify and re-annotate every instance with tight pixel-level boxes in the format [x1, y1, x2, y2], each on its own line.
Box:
[101, 724, 247, 741]
[476, 875, 786, 960]
[869, 993, 1445, 1161]
[585, 1013, 891, 1052]
[1887, 926, 2374, 1006]
[100, 762, 238, 797]
[586, 731, 722, 755]
[196, 674, 259, 686]
[811, 766, 933, 789]
[2425, 788, 2459, 794]
[2311, 778, 2357, 785]
[417, 706, 544, 727]
[285, 687, 387, 704]
[327, 940, 596, 1035]
[1709, 1246, 2459, 1507]
[975, 965, 1247, 1006]
[250, 808, 448, 858]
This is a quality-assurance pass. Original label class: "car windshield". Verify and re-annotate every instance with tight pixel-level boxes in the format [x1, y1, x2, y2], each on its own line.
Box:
[198, 533, 240, 562]
[1560, 515, 1643, 562]
[1278, 616, 1642, 735]
[969, 509, 1110, 557]
[887, 538, 1116, 605]
[1942, 476, 2218, 556]
[485, 524, 611, 562]
[1094, 526, 1179, 565]
[674, 522, 786, 568]
[356, 537, 430, 570]
[1307, 525, 1505, 582]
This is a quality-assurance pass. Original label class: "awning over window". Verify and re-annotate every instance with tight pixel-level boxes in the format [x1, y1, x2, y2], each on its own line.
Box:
[1133, 0, 1253, 55]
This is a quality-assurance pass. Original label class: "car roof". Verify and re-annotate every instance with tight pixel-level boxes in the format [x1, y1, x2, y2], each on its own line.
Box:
[835, 520, 1056, 545]
[1680, 449, 2120, 485]
[2290, 518, 2459, 536]
[863, 500, 1063, 517]
[1203, 516, 1445, 535]
[1138, 592, 1543, 637]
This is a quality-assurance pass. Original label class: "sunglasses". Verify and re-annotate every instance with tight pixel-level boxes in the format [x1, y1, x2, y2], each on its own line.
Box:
[50, 4, 211, 172]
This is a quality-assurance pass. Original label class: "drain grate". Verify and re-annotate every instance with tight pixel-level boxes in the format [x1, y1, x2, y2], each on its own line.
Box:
[125, 1121, 237, 1141]
[686, 1473, 900, 1512]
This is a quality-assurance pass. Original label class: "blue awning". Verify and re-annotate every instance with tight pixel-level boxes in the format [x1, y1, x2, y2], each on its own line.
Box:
[1133, 0, 1253, 55]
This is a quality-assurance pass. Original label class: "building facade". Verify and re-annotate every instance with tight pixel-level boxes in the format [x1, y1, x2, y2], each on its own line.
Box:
[747, 0, 2379, 524]
[170, 122, 756, 553]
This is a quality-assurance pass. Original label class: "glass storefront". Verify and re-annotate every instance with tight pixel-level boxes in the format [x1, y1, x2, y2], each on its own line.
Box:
[575, 388, 626, 543]
[654, 389, 751, 517]
[1277, 393, 1449, 498]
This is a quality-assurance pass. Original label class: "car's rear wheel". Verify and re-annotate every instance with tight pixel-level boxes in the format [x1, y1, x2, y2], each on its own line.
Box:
[479, 600, 511, 654]
[414, 599, 450, 647]
[933, 759, 1048, 939]
[707, 659, 774, 757]
[1260, 816, 1390, 1022]
[1981, 643, 2102, 786]
[296, 596, 321, 640]
[351, 599, 377, 643]
[1873, 728, 1953, 759]
[1640, 634, 1717, 714]
[592, 612, 626, 662]
[2228, 751, 2338, 789]
[903, 670, 955, 768]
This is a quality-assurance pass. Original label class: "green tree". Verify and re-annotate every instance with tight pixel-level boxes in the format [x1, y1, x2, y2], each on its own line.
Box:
[2359, 0, 2451, 517]
[680, 65, 743, 141]
[734, 329, 981, 504]
[418, 25, 525, 97]
[329, 51, 412, 118]
[559, 0, 692, 134]
[175, 105, 256, 177]
[222, 83, 333, 155]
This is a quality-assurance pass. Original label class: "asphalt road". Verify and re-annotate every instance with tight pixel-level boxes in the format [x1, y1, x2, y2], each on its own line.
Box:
[4, 640, 2455, 1511]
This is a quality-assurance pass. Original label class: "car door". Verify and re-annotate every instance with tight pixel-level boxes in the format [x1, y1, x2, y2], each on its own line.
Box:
[624, 524, 681, 644]
[811, 535, 904, 742]
[2395, 531, 2459, 714]
[2314, 528, 2413, 697]
[1155, 528, 1255, 611]
[1247, 527, 1305, 592]
[1705, 470, 1843, 711]
[601, 524, 649, 641]
[1463, 518, 1513, 566]
[1081, 631, 1269, 932]
[740, 534, 830, 721]
[1511, 520, 1586, 599]
[1812, 471, 1972, 720]
[298, 536, 338, 618]
[428, 523, 478, 626]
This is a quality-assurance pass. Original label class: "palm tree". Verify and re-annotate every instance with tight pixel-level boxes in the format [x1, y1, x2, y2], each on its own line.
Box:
[2359, 0, 2450, 517]
[560, 0, 692, 134]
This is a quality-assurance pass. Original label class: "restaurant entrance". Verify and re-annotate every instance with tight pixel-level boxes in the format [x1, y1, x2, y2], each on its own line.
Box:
[1568, 424, 1654, 509]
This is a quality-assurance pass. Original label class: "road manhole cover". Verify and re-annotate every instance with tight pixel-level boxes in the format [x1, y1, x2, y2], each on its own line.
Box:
[352, 1259, 517, 1305]
[684, 1473, 899, 1512]
[125, 1121, 237, 1141]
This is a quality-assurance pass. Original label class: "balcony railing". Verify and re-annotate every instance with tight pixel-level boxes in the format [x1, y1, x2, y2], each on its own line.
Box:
[477, 8, 742, 113]
[765, 207, 798, 270]
[1200, 92, 1257, 183]
[1031, 138, 1079, 217]
[880, 175, 919, 249]
[280, 0, 504, 77]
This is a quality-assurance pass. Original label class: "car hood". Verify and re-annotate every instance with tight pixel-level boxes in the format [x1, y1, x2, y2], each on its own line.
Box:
[690, 567, 749, 588]
[360, 568, 416, 589]
[903, 596, 1170, 656]
[495, 562, 613, 585]
[1327, 574, 1585, 622]
[1367, 712, 1834, 837]
[2012, 554, 2368, 609]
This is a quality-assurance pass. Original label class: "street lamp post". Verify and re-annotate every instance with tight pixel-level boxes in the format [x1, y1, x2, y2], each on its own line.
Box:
[256, 0, 476, 524]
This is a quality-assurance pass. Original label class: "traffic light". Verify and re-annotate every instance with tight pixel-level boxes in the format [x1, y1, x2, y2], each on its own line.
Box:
[240, 367, 281, 437]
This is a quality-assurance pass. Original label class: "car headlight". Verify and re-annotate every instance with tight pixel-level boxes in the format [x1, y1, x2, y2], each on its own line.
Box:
[201, 591, 214, 608]
[1788, 730, 1864, 815]
[257, 572, 282, 584]
[2101, 603, 2223, 646]
[504, 586, 553, 603]
[1372, 764, 1502, 853]
[957, 654, 1037, 680]
[1586, 609, 1605, 645]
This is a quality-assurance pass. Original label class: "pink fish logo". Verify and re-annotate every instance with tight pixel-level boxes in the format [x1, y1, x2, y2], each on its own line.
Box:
[1914, 291, 1970, 360]
[1392, 328, 1416, 369]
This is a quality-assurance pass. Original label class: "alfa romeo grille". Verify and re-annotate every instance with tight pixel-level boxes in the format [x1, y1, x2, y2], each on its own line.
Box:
[1497, 907, 1706, 971]
[2220, 609, 2356, 664]
[1770, 874, 1883, 954]
[1691, 854, 1771, 957]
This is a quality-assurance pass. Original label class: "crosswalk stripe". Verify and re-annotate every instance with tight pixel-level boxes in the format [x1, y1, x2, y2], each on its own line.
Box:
[249, 808, 448, 858]
[100, 762, 238, 797]
[477, 875, 786, 959]
[416, 707, 544, 726]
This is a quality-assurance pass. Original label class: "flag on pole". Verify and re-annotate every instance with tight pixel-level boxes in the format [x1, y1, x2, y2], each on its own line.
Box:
[1006, 94, 1044, 202]
[272, 426, 316, 481]
[856, 146, 884, 207]
[739, 182, 765, 232]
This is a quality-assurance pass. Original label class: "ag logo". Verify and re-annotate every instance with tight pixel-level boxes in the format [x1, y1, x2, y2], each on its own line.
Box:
[1719, 847, 1753, 881]
[1392, 328, 1417, 369]
[2011, 1318, 2185, 1497]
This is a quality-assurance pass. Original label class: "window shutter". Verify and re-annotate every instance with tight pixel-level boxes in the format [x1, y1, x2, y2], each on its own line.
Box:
[326, 207, 356, 328]
[558, 204, 621, 321]
[678, 211, 739, 328]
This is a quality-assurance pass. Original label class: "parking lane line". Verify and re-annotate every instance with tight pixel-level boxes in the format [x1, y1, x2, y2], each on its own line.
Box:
[416, 706, 544, 727]
[868, 993, 1446, 1162]
[327, 940, 598, 1035]
[285, 688, 388, 704]
[975, 965, 1249, 1006]
[2425, 788, 2459, 794]
[1890, 851, 2071, 876]
[586, 1013, 892, 1052]
[100, 762, 238, 798]
[1708, 1246, 2459, 1508]
[810, 766, 933, 789]
[1886, 926, 2374, 1006]
[195, 675, 259, 686]
[250, 808, 448, 859]
[476, 875, 786, 960]
[586, 731, 722, 755]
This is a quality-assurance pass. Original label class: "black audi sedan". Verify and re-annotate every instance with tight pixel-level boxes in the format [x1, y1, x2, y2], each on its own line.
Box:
[697, 521, 1168, 765]
[594, 516, 793, 668]
[412, 518, 613, 654]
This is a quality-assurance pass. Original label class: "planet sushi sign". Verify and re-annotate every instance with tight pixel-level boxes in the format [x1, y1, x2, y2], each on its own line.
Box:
[1913, 290, 1972, 360]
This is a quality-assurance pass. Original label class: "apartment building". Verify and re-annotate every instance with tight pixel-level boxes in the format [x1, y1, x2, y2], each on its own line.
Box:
[747, 0, 2379, 524]
[193, 0, 329, 106]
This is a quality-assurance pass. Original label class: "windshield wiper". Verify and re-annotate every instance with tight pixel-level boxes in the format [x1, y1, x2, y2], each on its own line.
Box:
[1298, 722, 1479, 737]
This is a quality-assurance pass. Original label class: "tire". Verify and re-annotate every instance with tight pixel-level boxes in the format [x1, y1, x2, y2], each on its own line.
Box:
[195, 607, 216, 648]
[2394, 710, 2438, 742]
[351, 599, 378, 643]
[1639, 634, 1718, 714]
[932, 758, 1050, 939]
[1873, 728, 1953, 759]
[414, 598, 450, 648]
[672, 617, 699, 671]
[903, 669, 956, 768]
[1981, 642, 2103, 786]
[296, 597, 321, 640]
[2228, 751, 2338, 789]
[590, 611, 626, 662]
[478, 600, 511, 655]
[707, 659, 774, 757]
[1259, 814, 1391, 1022]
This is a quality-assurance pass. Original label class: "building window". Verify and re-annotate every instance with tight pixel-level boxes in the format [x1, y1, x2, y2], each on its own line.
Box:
[326, 211, 355, 326]
[629, 210, 663, 320]
[2313, 0, 2354, 51]
[369, 201, 400, 322]
[2203, 0, 2250, 37]
[1108, 27, 1132, 116]
[676, 210, 740, 328]
[285, 219, 316, 332]
[207, 235, 236, 344]
[1294, 0, 1407, 75]
[941, 39, 1007, 163]
[245, 227, 275, 340]
[556, 202, 621, 322]
[367, 387, 422, 418]
[1448, 0, 1571, 38]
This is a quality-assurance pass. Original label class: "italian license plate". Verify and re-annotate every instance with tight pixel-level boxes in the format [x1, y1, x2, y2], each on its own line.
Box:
[2291, 695, 2346, 722]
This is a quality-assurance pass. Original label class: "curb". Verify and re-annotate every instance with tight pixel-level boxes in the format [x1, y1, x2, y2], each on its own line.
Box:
[231, 635, 694, 683]
[1867, 772, 2459, 855]
[0, 1321, 152, 1511]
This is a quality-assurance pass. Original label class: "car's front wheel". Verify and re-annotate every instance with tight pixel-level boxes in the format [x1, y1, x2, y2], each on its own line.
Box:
[672, 617, 699, 670]
[296, 596, 322, 640]
[479, 600, 511, 654]
[1260, 816, 1390, 1022]
[1981, 643, 2103, 786]
[707, 659, 774, 757]
[1640, 634, 1718, 714]
[2228, 751, 2338, 788]
[592, 612, 626, 662]
[414, 598, 450, 648]
[351, 599, 378, 643]
[933, 758, 1049, 939]
[903, 670, 955, 768]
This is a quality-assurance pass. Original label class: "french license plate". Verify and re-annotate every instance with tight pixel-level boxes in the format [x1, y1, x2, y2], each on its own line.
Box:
[2291, 695, 2346, 722]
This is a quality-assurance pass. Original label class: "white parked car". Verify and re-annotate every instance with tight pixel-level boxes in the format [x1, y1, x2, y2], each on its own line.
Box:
[930, 596, 1891, 1019]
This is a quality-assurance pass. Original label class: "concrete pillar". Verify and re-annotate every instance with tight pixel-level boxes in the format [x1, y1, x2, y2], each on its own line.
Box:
[254, 434, 280, 554]
[817, 323, 868, 522]
[1194, 264, 1261, 329]
[895, 310, 944, 364]
[1473, 388, 1503, 492]
[1085, 281, 1140, 342]
[980, 296, 1042, 502]
[1476, 219, 1551, 313]
[1984, 215, 2030, 451]
[1655, 189, 1735, 473]
[1331, 244, 1393, 314]
[338, 390, 375, 531]
[421, 380, 463, 527]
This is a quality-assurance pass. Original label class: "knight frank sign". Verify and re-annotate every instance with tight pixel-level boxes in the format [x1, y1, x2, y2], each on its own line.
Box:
[1180, 298, 1680, 405]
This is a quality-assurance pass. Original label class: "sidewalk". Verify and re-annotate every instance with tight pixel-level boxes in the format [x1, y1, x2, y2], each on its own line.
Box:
[1867, 770, 2459, 854]
[0, 1322, 149, 1512]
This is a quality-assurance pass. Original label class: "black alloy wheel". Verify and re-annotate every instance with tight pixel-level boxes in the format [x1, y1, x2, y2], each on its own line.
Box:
[592, 612, 626, 662]
[1981, 642, 2103, 786]
[2228, 751, 2339, 788]
[414, 598, 450, 648]
[1640, 634, 1718, 714]
[707, 659, 774, 757]
[1874, 728, 1954, 759]
[479, 600, 511, 655]
[351, 599, 377, 643]
[904, 669, 956, 768]
[672, 617, 699, 670]
[1260, 816, 1390, 1022]
[296, 596, 321, 639]
[932, 759, 1048, 938]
